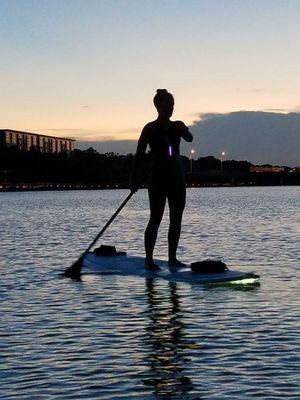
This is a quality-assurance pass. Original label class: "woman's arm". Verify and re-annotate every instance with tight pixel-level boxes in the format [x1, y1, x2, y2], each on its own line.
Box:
[130, 126, 149, 192]
[175, 121, 193, 142]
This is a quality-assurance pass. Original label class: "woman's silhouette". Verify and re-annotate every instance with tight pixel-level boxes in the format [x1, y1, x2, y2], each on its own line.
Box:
[131, 89, 193, 270]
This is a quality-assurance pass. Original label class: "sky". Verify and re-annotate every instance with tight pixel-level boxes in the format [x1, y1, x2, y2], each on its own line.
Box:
[1, 0, 300, 148]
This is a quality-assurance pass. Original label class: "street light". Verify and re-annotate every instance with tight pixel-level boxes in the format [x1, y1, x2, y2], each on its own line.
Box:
[221, 151, 226, 171]
[190, 149, 195, 173]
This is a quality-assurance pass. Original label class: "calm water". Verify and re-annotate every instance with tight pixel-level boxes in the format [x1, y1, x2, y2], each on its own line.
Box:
[1, 187, 299, 399]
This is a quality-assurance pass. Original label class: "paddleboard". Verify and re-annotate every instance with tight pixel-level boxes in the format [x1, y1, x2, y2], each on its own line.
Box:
[82, 252, 260, 285]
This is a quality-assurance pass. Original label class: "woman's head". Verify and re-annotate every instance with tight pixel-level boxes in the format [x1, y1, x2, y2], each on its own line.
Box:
[153, 89, 174, 119]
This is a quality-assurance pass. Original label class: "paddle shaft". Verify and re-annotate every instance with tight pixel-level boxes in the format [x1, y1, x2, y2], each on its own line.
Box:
[85, 191, 134, 253]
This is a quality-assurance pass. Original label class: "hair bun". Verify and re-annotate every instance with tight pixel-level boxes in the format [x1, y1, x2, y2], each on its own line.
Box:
[156, 89, 168, 94]
[153, 88, 174, 109]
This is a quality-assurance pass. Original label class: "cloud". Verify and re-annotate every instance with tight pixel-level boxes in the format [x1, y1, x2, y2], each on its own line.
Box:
[184, 111, 300, 166]
[265, 108, 290, 113]
[41, 128, 107, 141]
[38, 127, 139, 141]
[195, 112, 222, 120]
[189, 112, 222, 125]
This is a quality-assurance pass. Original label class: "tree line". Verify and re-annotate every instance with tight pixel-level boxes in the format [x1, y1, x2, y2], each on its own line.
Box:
[1, 144, 296, 187]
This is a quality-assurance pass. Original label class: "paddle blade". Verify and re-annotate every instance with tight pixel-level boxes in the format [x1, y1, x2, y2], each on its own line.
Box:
[63, 254, 84, 279]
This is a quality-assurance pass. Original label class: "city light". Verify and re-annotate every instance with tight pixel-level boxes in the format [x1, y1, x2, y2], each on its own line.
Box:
[221, 151, 226, 171]
[190, 149, 195, 173]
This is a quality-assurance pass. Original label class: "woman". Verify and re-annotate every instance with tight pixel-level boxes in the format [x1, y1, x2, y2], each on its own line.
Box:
[130, 89, 193, 270]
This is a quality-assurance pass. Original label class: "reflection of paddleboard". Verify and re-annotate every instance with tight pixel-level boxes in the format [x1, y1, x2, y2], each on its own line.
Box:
[82, 252, 260, 285]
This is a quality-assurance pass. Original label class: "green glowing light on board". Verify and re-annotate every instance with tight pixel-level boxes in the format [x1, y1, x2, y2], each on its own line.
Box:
[230, 278, 259, 285]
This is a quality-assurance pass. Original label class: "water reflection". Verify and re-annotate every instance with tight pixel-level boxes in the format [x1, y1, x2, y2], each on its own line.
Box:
[203, 280, 261, 292]
[143, 279, 193, 398]
[1, 188, 299, 399]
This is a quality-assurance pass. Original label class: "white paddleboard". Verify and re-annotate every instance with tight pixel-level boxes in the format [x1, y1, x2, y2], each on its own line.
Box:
[82, 252, 260, 285]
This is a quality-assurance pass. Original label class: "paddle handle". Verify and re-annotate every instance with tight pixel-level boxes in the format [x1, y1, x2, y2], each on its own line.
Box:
[85, 191, 134, 252]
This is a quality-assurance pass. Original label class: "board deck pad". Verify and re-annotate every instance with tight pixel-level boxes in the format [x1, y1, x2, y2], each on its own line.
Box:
[82, 253, 260, 285]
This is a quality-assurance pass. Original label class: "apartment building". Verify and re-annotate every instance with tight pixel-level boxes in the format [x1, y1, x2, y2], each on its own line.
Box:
[0, 129, 75, 153]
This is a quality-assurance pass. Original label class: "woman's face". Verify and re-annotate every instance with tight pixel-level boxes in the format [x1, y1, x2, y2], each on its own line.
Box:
[158, 98, 174, 119]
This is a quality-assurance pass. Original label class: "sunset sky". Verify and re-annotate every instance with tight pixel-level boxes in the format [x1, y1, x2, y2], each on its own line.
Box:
[1, 0, 300, 142]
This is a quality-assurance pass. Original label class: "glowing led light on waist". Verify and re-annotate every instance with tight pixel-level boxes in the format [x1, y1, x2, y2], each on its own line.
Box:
[168, 145, 173, 156]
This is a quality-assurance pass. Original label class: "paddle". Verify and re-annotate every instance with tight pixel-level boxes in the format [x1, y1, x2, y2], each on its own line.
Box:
[63, 191, 135, 279]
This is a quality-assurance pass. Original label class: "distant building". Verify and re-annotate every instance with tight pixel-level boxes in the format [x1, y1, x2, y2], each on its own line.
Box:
[250, 165, 284, 173]
[0, 129, 75, 153]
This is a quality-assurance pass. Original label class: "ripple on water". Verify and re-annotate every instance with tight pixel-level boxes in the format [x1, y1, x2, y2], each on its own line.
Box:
[0, 188, 300, 399]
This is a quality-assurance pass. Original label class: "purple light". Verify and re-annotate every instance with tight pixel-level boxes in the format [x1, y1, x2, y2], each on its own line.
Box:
[168, 145, 173, 156]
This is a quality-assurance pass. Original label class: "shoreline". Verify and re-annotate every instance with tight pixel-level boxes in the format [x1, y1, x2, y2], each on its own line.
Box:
[1, 181, 299, 192]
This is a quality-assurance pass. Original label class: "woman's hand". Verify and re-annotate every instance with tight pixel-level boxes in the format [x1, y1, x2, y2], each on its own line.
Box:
[130, 179, 140, 193]
[174, 121, 193, 142]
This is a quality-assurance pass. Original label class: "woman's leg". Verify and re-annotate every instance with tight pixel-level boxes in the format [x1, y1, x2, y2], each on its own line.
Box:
[168, 185, 186, 264]
[145, 186, 166, 264]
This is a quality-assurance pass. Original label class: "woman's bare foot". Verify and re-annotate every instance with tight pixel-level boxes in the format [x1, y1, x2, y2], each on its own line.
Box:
[145, 258, 161, 271]
[168, 259, 187, 270]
